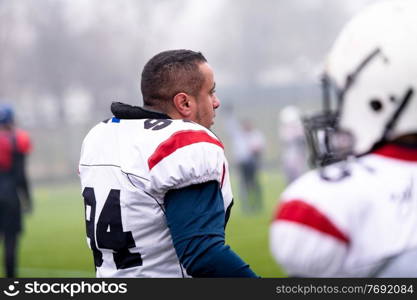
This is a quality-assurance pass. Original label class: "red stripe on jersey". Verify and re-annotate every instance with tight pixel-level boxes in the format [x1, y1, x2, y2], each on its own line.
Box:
[148, 130, 224, 170]
[373, 143, 417, 162]
[274, 200, 350, 245]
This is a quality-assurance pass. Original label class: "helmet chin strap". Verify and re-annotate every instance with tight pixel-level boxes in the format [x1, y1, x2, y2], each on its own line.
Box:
[374, 87, 414, 150]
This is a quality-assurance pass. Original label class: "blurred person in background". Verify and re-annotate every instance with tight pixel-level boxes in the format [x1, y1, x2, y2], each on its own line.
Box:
[79, 50, 257, 277]
[225, 107, 265, 214]
[270, 0, 417, 277]
[0, 104, 32, 277]
[277, 105, 308, 185]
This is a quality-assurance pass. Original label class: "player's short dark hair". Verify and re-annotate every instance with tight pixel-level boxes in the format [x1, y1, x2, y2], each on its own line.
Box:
[141, 49, 207, 107]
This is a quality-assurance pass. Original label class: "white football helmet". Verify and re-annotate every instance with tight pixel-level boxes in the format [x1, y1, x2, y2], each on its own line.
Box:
[305, 0, 417, 167]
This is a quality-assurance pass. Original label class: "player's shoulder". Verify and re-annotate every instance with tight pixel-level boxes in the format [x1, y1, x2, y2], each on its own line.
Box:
[148, 120, 224, 169]
[147, 119, 224, 165]
[80, 120, 111, 154]
[275, 161, 369, 246]
[283, 159, 373, 204]
[82, 118, 112, 139]
[147, 120, 226, 195]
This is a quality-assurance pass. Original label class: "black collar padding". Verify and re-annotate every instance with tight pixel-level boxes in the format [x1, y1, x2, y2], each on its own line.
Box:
[110, 102, 171, 120]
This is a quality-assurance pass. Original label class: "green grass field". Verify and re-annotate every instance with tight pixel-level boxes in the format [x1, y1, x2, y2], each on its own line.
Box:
[6, 170, 287, 278]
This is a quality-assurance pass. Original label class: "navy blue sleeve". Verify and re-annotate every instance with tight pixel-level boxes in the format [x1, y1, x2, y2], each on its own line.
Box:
[164, 180, 258, 277]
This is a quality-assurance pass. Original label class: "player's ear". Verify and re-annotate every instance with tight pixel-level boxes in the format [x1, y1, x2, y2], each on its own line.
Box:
[172, 92, 193, 118]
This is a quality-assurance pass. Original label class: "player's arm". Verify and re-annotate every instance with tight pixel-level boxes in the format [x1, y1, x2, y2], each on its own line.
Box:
[164, 180, 258, 277]
[14, 152, 32, 212]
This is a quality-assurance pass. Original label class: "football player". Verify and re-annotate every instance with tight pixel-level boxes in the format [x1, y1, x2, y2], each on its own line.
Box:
[225, 109, 265, 214]
[0, 104, 32, 277]
[270, 0, 417, 277]
[79, 50, 257, 277]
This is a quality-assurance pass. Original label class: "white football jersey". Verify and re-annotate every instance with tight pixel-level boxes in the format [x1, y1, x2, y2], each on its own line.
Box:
[270, 144, 417, 277]
[79, 117, 233, 277]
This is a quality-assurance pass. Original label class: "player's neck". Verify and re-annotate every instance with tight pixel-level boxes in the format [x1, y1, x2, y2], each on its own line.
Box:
[142, 104, 164, 114]
[143, 104, 181, 120]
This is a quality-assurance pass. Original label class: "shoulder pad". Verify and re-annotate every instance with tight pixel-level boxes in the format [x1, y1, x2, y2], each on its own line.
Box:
[148, 124, 225, 196]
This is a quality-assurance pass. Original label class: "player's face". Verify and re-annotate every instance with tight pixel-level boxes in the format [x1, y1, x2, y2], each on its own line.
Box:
[191, 62, 220, 129]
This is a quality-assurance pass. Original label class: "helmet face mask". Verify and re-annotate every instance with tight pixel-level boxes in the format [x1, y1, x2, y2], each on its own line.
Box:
[303, 74, 354, 168]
